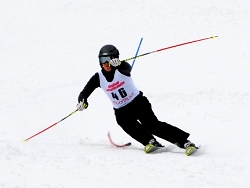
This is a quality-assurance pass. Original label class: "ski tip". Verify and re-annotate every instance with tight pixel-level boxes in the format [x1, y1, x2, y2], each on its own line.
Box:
[126, 142, 132, 146]
[185, 146, 197, 156]
[22, 139, 27, 142]
[185, 145, 201, 156]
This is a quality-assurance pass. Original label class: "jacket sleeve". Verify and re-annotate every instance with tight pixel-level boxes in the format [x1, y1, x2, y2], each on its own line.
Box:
[78, 72, 100, 102]
[117, 61, 131, 76]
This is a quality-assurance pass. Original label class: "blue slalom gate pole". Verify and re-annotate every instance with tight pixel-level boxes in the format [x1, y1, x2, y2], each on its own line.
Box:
[131, 37, 143, 69]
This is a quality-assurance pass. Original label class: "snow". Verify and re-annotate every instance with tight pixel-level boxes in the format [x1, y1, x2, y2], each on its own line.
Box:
[1, 0, 250, 187]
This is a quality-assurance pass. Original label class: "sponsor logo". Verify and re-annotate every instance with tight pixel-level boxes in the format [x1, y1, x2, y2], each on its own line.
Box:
[106, 81, 125, 91]
[112, 92, 135, 106]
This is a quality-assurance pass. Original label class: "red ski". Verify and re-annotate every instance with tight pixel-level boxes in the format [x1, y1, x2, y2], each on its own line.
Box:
[107, 132, 131, 147]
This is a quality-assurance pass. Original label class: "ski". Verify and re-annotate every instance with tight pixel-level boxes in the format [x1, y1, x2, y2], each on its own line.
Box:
[107, 132, 200, 156]
[107, 132, 131, 147]
[144, 144, 163, 154]
[185, 145, 200, 156]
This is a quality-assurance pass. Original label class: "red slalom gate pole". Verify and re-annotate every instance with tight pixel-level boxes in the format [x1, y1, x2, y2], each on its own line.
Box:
[123, 35, 218, 62]
[23, 109, 78, 142]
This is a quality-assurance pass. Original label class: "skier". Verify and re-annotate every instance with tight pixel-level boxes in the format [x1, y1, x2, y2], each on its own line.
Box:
[77, 44, 198, 155]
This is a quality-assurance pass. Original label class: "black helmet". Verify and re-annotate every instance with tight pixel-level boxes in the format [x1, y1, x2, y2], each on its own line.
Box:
[98, 44, 119, 58]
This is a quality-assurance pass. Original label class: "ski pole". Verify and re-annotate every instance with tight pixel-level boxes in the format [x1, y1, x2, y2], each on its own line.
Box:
[123, 35, 218, 62]
[23, 109, 78, 142]
[131, 37, 143, 69]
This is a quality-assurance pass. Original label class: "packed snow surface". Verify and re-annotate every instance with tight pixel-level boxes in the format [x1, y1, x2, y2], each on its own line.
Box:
[1, 1, 250, 187]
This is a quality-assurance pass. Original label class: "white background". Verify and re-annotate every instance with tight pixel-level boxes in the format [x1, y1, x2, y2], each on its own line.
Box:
[1, 0, 250, 187]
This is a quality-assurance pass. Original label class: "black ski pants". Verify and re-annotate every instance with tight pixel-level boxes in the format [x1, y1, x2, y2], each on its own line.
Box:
[114, 92, 190, 146]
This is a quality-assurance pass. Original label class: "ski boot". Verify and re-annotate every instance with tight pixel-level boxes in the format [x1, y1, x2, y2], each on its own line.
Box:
[184, 140, 199, 156]
[144, 139, 164, 154]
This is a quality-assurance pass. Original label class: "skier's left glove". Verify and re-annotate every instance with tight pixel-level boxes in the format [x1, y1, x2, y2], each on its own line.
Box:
[76, 101, 88, 111]
[109, 58, 121, 67]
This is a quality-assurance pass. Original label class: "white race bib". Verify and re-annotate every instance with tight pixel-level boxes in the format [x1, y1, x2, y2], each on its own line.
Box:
[98, 70, 140, 109]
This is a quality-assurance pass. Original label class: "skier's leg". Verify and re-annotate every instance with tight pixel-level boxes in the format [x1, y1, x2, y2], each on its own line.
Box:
[138, 95, 190, 144]
[136, 96, 199, 155]
[115, 108, 155, 146]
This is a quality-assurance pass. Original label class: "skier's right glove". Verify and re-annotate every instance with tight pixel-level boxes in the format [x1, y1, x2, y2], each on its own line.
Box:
[109, 58, 121, 67]
[76, 101, 88, 111]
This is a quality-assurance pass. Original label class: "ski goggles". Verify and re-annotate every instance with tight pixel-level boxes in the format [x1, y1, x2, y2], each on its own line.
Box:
[99, 56, 113, 64]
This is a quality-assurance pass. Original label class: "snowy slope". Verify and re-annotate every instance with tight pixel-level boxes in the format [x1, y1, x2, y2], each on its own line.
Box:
[1, 0, 250, 187]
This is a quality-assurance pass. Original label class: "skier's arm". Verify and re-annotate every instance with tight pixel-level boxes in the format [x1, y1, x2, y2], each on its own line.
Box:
[78, 73, 100, 103]
[117, 61, 131, 76]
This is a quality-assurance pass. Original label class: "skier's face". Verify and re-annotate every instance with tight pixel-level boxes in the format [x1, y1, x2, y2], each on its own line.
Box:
[102, 62, 112, 72]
